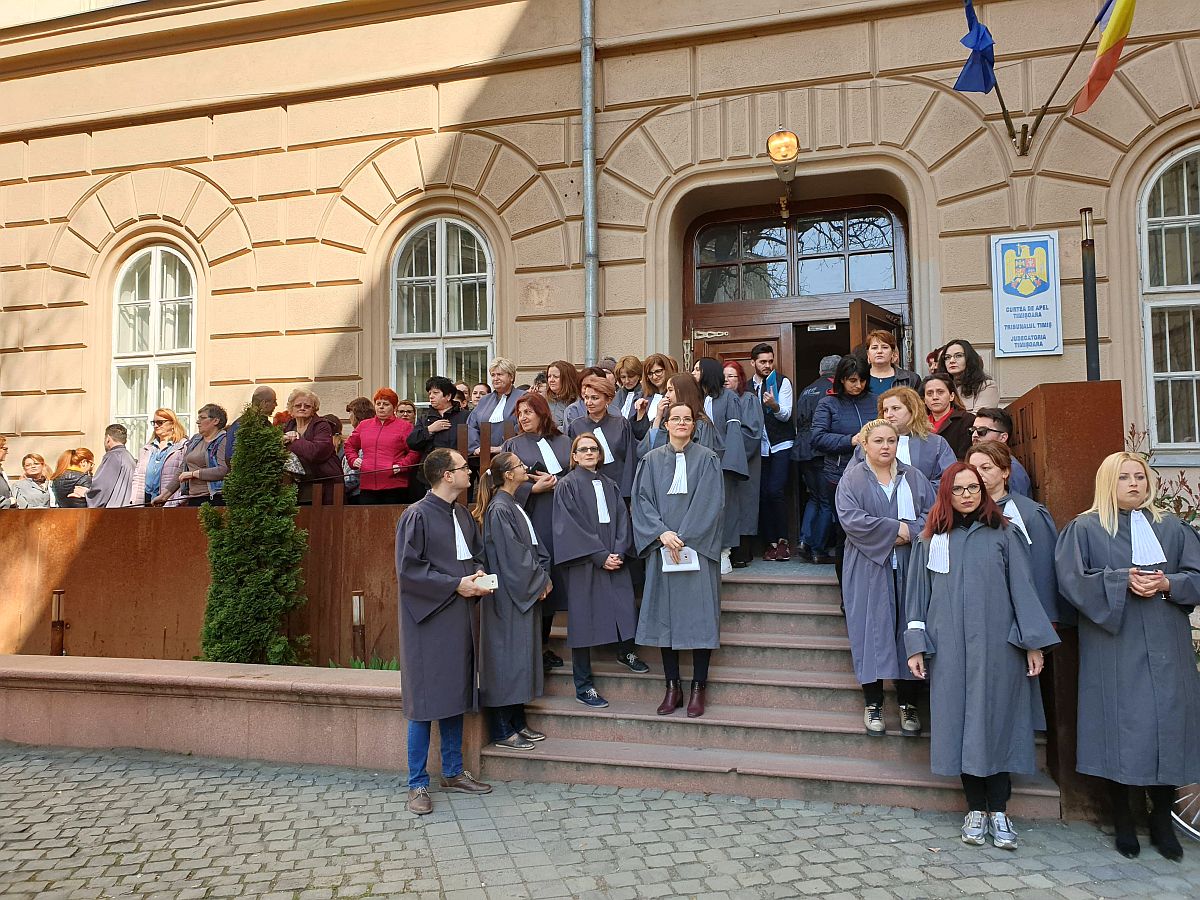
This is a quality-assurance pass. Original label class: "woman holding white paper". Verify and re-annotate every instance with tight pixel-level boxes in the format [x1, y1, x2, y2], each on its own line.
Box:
[632, 402, 725, 718]
[502, 392, 572, 673]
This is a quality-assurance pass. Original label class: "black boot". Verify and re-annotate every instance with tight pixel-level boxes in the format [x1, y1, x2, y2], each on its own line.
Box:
[1148, 785, 1183, 862]
[1108, 780, 1140, 859]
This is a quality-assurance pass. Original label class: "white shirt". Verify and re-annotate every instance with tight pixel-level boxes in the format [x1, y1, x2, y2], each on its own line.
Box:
[752, 374, 794, 456]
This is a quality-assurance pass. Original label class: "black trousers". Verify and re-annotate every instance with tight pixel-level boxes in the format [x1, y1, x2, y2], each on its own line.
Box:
[661, 647, 712, 684]
[961, 773, 1011, 813]
[486, 704, 527, 741]
[862, 680, 919, 707]
[572, 639, 636, 693]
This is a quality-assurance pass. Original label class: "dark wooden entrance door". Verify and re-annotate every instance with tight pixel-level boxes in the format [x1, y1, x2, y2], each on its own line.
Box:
[849, 297, 904, 360]
[689, 324, 793, 385]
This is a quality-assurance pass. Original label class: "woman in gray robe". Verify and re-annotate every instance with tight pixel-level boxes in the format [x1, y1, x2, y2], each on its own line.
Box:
[474, 452, 553, 751]
[968, 442, 1064, 624]
[633, 402, 725, 719]
[1054, 451, 1200, 861]
[568, 374, 636, 499]
[553, 434, 643, 708]
[836, 419, 935, 738]
[725, 360, 765, 567]
[852, 386, 957, 488]
[635, 373, 716, 461]
[905, 462, 1059, 851]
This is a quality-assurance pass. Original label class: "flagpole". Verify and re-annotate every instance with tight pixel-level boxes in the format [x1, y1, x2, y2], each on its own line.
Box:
[992, 79, 1019, 151]
[1021, 16, 1106, 155]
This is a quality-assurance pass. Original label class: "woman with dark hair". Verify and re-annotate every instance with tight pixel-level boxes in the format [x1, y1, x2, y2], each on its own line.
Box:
[724, 359, 764, 569]
[631, 353, 679, 440]
[637, 373, 715, 458]
[811, 354, 878, 575]
[471, 451, 553, 751]
[546, 360, 582, 431]
[1055, 452, 1200, 861]
[409, 376, 470, 456]
[967, 442, 1062, 624]
[345, 388, 421, 505]
[905, 462, 1058, 851]
[346, 396, 374, 429]
[568, 375, 636, 499]
[693, 357, 760, 575]
[939, 339, 999, 414]
[50, 448, 95, 508]
[501, 392, 574, 674]
[921, 373, 974, 459]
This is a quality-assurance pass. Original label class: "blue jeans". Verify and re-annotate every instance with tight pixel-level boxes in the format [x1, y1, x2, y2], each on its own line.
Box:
[407, 714, 464, 789]
[798, 460, 832, 554]
[758, 451, 791, 543]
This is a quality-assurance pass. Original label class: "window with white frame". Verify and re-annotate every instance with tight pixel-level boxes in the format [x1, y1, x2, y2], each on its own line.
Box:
[391, 218, 493, 402]
[112, 246, 196, 450]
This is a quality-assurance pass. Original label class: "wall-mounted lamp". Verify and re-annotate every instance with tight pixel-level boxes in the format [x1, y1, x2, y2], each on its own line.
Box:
[766, 129, 800, 218]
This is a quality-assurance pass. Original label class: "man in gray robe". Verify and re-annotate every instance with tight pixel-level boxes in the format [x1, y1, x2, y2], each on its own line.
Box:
[395, 448, 494, 815]
[86, 424, 135, 508]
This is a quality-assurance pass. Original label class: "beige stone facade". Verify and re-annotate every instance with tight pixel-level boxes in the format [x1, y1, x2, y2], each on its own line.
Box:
[1, 0, 1199, 464]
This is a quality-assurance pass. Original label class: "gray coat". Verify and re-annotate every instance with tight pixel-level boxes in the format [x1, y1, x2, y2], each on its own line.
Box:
[553, 467, 637, 648]
[501, 432, 572, 613]
[568, 412, 636, 499]
[999, 491, 1064, 624]
[852, 432, 957, 488]
[707, 387, 759, 546]
[1054, 510, 1200, 785]
[836, 460, 935, 684]
[480, 491, 551, 707]
[633, 441, 725, 649]
[86, 446, 135, 508]
[736, 390, 765, 536]
[905, 522, 1059, 777]
[395, 492, 483, 722]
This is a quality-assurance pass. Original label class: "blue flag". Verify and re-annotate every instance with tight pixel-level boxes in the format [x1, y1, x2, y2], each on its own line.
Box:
[953, 0, 997, 94]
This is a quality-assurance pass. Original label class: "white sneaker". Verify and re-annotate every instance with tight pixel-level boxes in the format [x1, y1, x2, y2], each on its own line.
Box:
[961, 810, 988, 846]
[720, 549, 733, 575]
[989, 812, 1018, 850]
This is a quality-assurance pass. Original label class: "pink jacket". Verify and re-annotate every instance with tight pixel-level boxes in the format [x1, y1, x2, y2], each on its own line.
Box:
[344, 416, 421, 492]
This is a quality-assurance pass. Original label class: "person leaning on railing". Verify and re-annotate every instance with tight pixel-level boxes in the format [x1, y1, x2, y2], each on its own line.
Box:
[345, 388, 420, 505]
[153, 404, 229, 508]
[281, 388, 342, 503]
[130, 408, 188, 506]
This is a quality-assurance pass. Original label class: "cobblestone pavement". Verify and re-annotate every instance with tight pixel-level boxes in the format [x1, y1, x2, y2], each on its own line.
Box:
[2, 744, 1199, 899]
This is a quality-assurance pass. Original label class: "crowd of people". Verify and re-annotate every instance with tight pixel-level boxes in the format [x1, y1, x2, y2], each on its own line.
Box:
[4, 337, 1196, 863]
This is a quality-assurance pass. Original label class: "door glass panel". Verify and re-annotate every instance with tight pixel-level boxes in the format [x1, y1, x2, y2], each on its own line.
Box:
[396, 282, 435, 334]
[116, 365, 148, 418]
[1155, 380, 1173, 442]
[448, 347, 490, 391]
[698, 224, 739, 264]
[1188, 158, 1200, 217]
[1148, 227, 1165, 288]
[1149, 181, 1163, 218]
[847, 216, 893, 251]
[741, 224, 787, 260]
[849, 253, 896, 291]
[742, 261, 788, 299]
[158, 363, 192, 423]
[797, 218, 844, 255]
[1151, 309, 1168, 371]
[448, 278, 487, 333]
[118, 304, 151, 353]
[394, 348, 437, 402]
[797, 256, 846, 295]
[698, 266, 738, 304]
[397, 224, 436, 279]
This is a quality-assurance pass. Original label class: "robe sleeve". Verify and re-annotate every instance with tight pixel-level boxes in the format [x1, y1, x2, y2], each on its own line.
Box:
[632, 454, 671, 558]
[552, 475, 613, 569]
[835, 470, 900, 567]
[616, 417, 636, 497]
[929, 435, 957, 486]
[1054, 515, 1131, 635]
[1028, 504, 1063, 624]
[396, 507, 471, 624]
[612, 480, 633, 557]
[675, 451, 726, 561]
[903, 538, 934, 658]
[1004, 527, 1061, 652]
[486, 503, 550, 614]
[466, 403, 484, 454]
[1161, 516, 1200, 610]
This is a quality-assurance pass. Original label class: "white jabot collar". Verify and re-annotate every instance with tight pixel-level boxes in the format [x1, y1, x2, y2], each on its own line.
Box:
[1004, 498, 1032, 544]
[592, 479, 611, 524]
[514, 502, 539, 546]
[1130, 509, 1167, 566]
[452, 508, 473, 560]
[487, 394, 506, 423]
[896, 475, 916, 521]
[535, 438, 563, 475]
[667, 451, 689, 495]
[703, 396, 714, 420]
[927, 532, 950, 574]
[592, 424, 614, 465]
[620, 392, 636, 418]
[897, 434, 911, 465]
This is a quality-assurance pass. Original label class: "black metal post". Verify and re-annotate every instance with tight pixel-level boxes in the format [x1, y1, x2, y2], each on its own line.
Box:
[1080, 208, 1101, 381]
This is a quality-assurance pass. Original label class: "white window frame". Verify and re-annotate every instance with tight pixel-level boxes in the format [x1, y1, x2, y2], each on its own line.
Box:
[390, 218, 494, 401]
[111, 245, 197, 447]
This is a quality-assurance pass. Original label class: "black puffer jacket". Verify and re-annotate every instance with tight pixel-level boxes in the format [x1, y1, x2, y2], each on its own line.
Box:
[52, 471, 92, 508]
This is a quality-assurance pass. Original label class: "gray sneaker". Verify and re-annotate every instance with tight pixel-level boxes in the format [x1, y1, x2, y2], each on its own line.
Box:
[990, 812, 1018, 850]
[863, 703, 885, 736]
[898, 704, 921, 736]
[961, 810, 988, 846]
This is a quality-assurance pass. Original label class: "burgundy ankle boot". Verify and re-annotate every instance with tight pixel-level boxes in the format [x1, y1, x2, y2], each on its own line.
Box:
[686, 681, 706, 718]
[656, 680, 683, 715]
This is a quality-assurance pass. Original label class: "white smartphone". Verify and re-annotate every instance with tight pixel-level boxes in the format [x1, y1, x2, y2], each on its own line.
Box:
[476, 573, 499, 590]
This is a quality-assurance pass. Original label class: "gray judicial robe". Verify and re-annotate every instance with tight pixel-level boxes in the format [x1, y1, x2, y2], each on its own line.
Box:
[706, 388, 759, 546]
[1054, 510, 1200, 785]
[738, 390, 765, 536]
[86, 446, 135, 508]
[395, 492, 483, 722]
[501, 432, 572, 613]
[617, 385, 643, 421]
[480, 491, 551, 708]
[852, 432, 956, 488]
[905, 522, 1059, 777]
[568, 412, 636, 499]
[836, 460, 935, 685]
[998, 491, 1064, 624]
[630, 391, 664, 441]
[633, 440, 725, 649]
[553, 467, 637, 648]
[467, 388, 526, 453]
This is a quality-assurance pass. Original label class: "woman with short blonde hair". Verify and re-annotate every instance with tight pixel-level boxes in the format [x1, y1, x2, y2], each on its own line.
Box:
[130, 408, 188, 505]
[851, 387, 956, 488]
[1055, 451, 1200, 861]
[13, 453, 56, 508]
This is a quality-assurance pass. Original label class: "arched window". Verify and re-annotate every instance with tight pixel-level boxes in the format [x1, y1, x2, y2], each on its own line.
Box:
[112, 245, 196, 449]
[391, 218, 494, 401]
[1143, 148, 1200, 449]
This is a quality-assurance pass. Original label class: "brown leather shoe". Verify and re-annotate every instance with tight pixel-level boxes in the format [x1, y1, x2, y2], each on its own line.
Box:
[686, 681, 706, 718]
[439, 771, 493, 794]
[407, 787, 432, 815]
[656, 679, 683, 716]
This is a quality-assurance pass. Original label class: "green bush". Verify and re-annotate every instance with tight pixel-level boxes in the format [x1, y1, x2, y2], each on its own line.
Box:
[199, 404, 309, 664]
[328, 656, 400, 670]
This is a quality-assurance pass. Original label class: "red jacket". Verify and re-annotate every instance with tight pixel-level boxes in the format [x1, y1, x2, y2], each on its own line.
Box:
[345, 416, 421, 491]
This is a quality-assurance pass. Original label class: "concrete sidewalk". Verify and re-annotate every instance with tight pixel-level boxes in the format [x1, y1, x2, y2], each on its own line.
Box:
[1, 743, 1197, 899]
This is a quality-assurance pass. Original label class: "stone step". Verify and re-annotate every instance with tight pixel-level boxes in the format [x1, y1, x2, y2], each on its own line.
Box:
[548, 629, 855, 672]
[480, 737, 1061, 819]
[523, 695, 936, 764]
[719, 598, 848, 637]
[718, 572, 842, 606]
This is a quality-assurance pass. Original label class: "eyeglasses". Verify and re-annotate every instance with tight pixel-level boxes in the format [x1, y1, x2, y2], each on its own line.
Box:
[667, 417, 694, 425]
[968, 426, 1003, 437]
[648, 368, 665, 377]
[507, 463, 528, 473]
[448, 463, 471, 473]
[575, 447, 601, 454]
[944, 352, 966, 361]
[950, 483, 982, 496]
[150, 419, 168, 426]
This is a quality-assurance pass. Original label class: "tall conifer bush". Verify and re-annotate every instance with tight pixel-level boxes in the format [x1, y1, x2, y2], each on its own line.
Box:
[199, 404, 308, 664]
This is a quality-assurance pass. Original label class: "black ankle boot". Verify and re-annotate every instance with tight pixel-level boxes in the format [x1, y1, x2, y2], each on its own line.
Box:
[1148, 785, 1183, 862]
[1108, 780, 1140, 858]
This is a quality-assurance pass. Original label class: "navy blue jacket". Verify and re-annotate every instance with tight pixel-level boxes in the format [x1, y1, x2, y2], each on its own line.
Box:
[811, 391, 879, 483]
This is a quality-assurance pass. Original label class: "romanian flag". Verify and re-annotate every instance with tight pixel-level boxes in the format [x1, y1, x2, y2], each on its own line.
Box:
[1073, 0, 1137, 115]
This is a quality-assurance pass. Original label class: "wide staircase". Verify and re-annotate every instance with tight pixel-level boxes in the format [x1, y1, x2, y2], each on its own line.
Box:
[481, 567, 1061, 817]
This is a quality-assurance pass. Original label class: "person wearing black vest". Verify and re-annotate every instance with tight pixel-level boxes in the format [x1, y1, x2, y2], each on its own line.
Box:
[749, 343, 795, 561]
